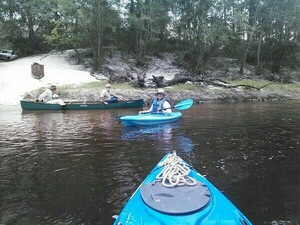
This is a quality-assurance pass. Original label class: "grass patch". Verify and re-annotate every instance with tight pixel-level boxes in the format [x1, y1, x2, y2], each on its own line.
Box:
[111, 83, 135, 90]
[267, 82, 300, 91]
[58, 81, 136, 92]
[230, 79, 300, 91]
[230, 79, 270, 87]
[56, 79, 299, 93]
[168, 83, 199, 92]
[59, 81, 103, 91]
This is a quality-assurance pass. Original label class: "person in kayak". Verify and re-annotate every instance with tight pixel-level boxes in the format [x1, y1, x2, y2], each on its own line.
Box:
[38, 85, 65, 106]
[100, 83, 125, 104]
[139, 89, 172, 114]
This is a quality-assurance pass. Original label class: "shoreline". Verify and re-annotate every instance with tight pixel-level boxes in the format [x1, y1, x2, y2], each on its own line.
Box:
[23, 82, 300, 107]
[11, 50, 299, 106]
[2, 50, 299, 106]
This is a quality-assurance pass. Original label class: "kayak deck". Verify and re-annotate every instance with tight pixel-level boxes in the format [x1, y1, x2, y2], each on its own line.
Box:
[120, 112, 182, 126]
[113, 152, 252, 225]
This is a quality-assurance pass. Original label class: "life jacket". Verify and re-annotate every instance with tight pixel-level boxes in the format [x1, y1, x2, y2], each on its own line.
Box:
[151, 98, 168, 113]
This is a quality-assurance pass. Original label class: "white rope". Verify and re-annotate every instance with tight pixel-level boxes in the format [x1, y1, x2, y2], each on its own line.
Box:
[156, 152, 197, 187]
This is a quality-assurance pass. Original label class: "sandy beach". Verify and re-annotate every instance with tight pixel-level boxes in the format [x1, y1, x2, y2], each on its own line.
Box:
[0, 51, 96, 105]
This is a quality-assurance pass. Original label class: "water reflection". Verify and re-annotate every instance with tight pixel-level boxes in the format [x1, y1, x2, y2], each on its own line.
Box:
[1, 109, 127, 225]
[0, 102, 299, 225]
[121, 123, 194, 154]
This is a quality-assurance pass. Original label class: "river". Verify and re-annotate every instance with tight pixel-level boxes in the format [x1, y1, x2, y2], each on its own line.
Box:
[0, 101, 299, 225]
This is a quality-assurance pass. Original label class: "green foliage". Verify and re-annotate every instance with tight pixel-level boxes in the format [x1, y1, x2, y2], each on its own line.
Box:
[14, 36, 49, 55]
[0, 0, 298, 75]
[123, 0, 173, 62]
[0, 21, 4, 47]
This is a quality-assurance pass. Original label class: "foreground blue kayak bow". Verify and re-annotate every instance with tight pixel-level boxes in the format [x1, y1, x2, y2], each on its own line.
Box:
[113, 152, 252, 225]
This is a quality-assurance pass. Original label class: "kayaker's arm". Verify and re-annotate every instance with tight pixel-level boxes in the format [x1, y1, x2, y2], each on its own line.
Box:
[139, 105, 153, 114]
[112, 93, 125, 101]
[139, 109, 151, 114]
[160, 101, 172, 113]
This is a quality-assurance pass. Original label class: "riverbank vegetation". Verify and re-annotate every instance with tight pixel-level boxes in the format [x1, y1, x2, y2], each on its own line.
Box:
[24, 79, 300, 106]
[1, 0, 299, 77]
[2, 0, 300, 103]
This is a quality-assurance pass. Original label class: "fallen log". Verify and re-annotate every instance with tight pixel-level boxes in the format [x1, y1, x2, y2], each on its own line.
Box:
[151, 75, 273, 90]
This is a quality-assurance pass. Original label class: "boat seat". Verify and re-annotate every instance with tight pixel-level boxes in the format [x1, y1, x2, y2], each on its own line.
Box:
[140, 180, 211, 214]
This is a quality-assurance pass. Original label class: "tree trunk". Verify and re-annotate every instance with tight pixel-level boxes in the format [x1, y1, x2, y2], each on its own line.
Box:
[239, 35, 252, 75]
[240, 3, 260, 75]
[256, 31, 263, 75]
[248, 0, 256, 40]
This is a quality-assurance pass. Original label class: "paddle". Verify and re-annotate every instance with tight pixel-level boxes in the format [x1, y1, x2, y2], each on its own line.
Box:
[164, 98, 194, 110]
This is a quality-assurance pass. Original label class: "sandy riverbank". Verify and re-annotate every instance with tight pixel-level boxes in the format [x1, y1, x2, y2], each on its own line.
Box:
[2, 50, 299, 106]
[0, 50, 97, 105]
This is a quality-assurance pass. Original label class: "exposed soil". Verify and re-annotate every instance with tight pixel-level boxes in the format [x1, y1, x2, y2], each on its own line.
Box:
[4, 49, 299, 106]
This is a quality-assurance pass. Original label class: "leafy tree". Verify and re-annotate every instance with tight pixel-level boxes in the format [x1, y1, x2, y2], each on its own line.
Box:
[43, 0, 90, 60]
[172, 0, 229, 74]
[0, 0, 298, 77]
[80, 0, 121, 67]
[124, 0, 172, 64]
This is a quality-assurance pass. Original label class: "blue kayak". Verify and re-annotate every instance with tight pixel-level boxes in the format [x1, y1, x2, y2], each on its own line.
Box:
[119, 112, 182, 126]
[113, 152, 252, 225]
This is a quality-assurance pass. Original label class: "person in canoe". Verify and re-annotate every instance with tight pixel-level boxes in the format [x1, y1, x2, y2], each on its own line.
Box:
[100, 83, 125, 105]
[139, 89, 172, 114]
[38, 85, 66, 106]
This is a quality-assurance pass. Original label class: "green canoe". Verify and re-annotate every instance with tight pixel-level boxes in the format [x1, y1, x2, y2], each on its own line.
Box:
[20, 99, 144, 110]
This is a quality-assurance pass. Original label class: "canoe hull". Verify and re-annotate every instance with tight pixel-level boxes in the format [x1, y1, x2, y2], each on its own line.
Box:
[120, 112, 182, 126]
[20, 99, 144, 110]
[113, 153, 252, 225]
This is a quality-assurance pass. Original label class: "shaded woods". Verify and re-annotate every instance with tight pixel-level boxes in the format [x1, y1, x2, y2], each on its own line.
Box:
[0, 0, 299, 83]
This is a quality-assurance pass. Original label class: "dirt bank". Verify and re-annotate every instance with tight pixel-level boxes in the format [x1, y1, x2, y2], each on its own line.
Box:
[20, 50, 300, 105]
[0, 50, 97, 105]
[23, 82, 300, 107]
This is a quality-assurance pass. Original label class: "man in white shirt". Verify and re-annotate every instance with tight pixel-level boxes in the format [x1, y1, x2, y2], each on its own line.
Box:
[100, 83, 124, 104]
[38, 85, 65, 106]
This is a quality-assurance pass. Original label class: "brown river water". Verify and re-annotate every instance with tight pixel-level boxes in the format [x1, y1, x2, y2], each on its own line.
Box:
[0, 101, 299, 225]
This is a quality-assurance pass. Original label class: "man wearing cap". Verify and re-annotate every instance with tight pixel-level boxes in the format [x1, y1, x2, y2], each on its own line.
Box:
[38, 85, 65, 106]
[100, 83, 124, 104]
[139, 89, 172, 114]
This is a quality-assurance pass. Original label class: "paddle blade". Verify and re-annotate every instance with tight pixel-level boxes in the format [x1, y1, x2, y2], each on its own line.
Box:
[173, 99, 194, 110]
